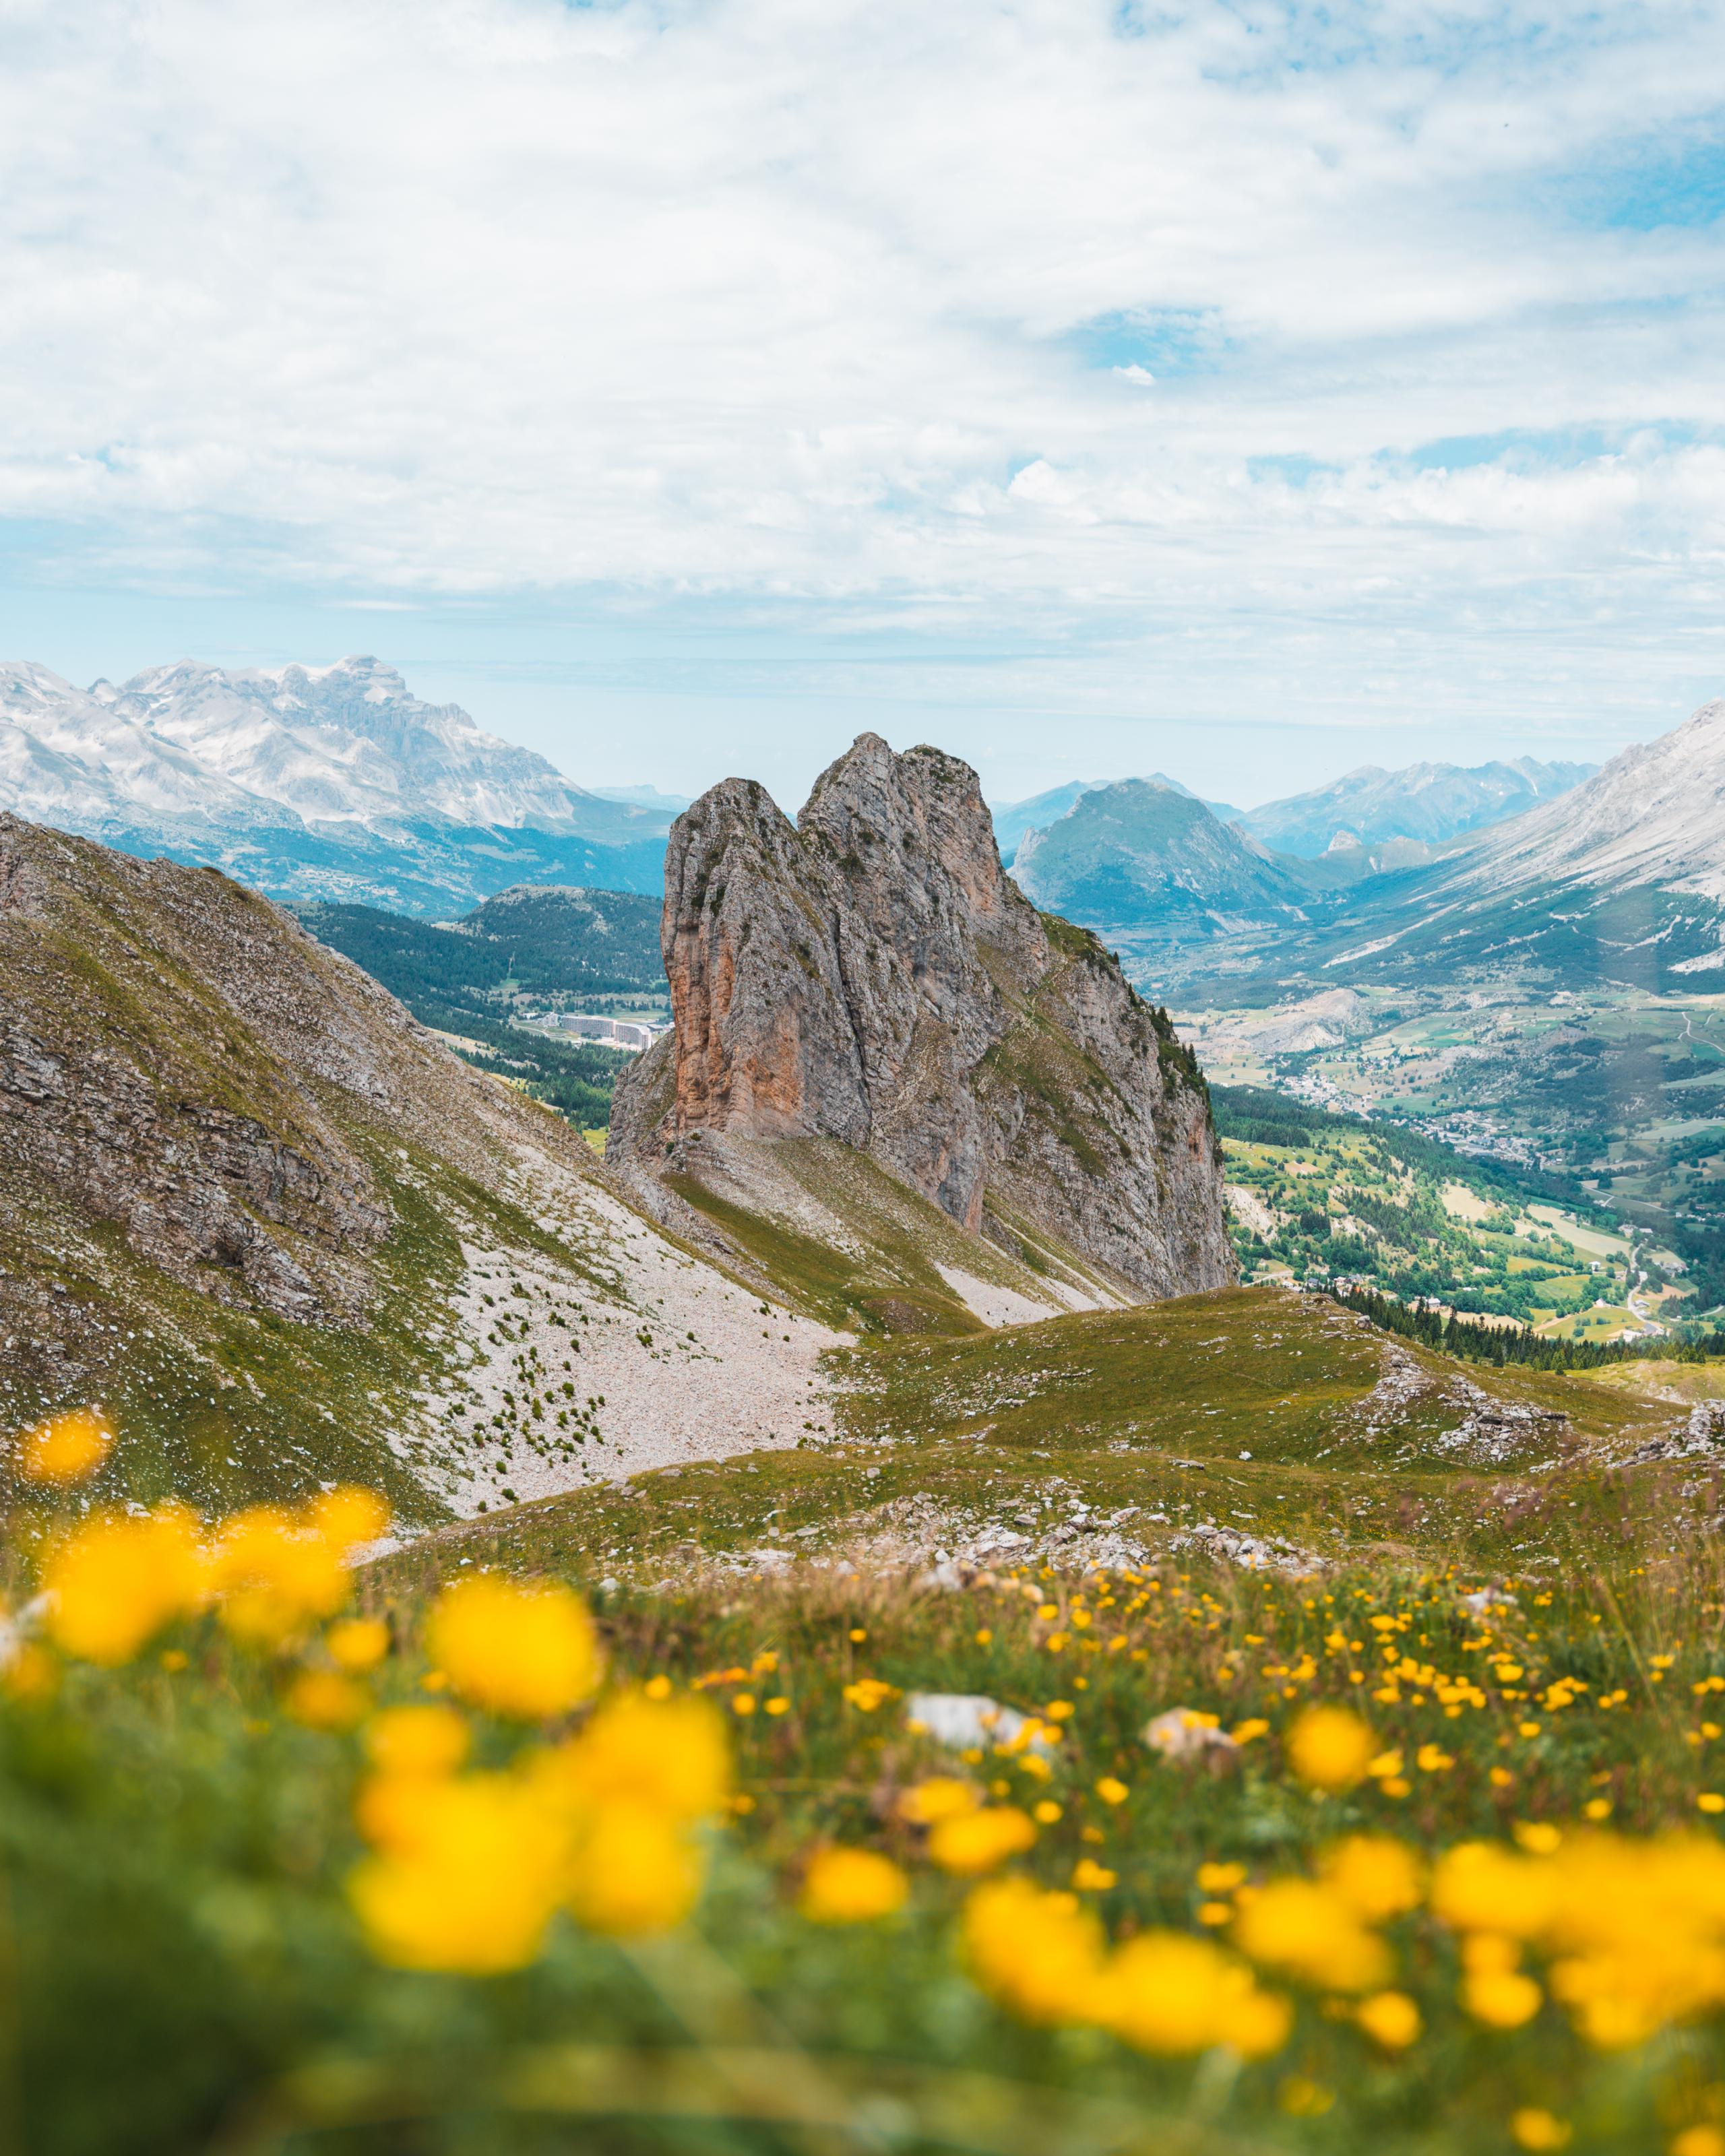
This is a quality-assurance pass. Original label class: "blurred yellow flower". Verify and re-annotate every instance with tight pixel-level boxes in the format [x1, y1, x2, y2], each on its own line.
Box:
[898, 1777, 980, 1826]
[1431, 1844, 1557, 1938]
[284, 1668, 368, 1732]
[326, 1617, 391, 1672]
[1672, 2130, 1725, 2156]
[928, 1805, 1036, 1874]
[565, 1804, 703, 1936]
[1071, 1858, 1117, 1891]
[17, 1405, 114, 1484]
[42, 1505, 207, 1664]
[1233, 1877, 1391, 1992]
[1321, 1836, 1424, 1921]
[1094, 1775, 1129, 1806]
[210, 1506, 348, 1648]
[1286, 1706, 1375, 1793]
[310, 1488, 390, 1552]
[427, 1574, 600, 1719]
[364, 1703, 471, 1779]
[799, 1847, 909, 1923]
[540, 1690, 730, 1822]
[1512, 2110, 1571, 2151]
[1103, 1930, 1290, 2058]
[350, 1769, 569, 1971]
[1356, 1989, 1421, 2048]
[964, 1876, 1108, 2025]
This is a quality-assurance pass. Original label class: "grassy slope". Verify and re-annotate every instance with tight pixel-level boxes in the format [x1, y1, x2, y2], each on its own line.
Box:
[662, 1136, 1125, 1338]
[373, 1287, 1696, 1595]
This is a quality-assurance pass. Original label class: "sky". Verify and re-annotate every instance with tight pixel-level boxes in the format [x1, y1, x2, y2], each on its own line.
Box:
[6, 0, 1725, 809]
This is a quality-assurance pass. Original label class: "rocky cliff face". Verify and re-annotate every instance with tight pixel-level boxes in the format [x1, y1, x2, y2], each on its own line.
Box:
[610, 735, 1232, 1300]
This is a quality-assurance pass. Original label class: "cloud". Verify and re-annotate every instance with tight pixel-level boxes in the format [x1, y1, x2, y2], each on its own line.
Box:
[5, 0, 1725, 761]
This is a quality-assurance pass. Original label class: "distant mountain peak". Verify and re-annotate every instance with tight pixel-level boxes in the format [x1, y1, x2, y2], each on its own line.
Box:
[0, 656, 678, 915]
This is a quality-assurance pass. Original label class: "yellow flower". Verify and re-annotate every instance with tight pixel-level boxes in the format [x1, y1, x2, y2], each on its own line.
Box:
[1672, 2130, 1725, 2156]
[963, 1876, 1108, 2025]
[1416, 1743, 1454, 1773]
[284, 1668, 368, 1731]
[1094, 1775, 1129, 1806]
[427, 1574, 600, 1719]
[927, 1805, 1037, 1875]
[1512, 2110, 1571, 2151]
[1321, 1836, 1424, 1921]
[1232, 1719, 1269, 1743]
[1233, 1878, 1391, 1992]
[16, 1405, 115, 1483]
[326, 1617, 391, 1672]
[1462, 1952, 1544, 2029]
[842, 1678, 896, 1711]
[1032, 1800, 1062, 1825]
[1286, 1706, 1375, 1793]
[1356, 1990, 1421, 2048]
[1430, 1844, 1557, 1938]
[211, 1506, 348, 1648]
[1197, 1861, 1247, 1893]
[42, 1505, 207, 1664]
[309, 1487, 391, 1552]
[1071, 1858, 1117, 1891]
[799, 1847, 909, 1923]
[350, 1770, 570, 1971]
[1102, 1930, 1290, 2058]
[1698, 1793, 1725, 1815]
[540, 1690, 730, 1822]
[565, 1804, 704, 1936]
[365, 1703, 470, 1778]
[898, 1777, 980, 1826]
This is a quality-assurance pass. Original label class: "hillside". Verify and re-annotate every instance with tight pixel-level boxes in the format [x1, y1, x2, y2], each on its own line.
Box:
[611, 736, 1233, 1310]
[0, 814, 846, 1522]
[0, 657, 670, 914]
[1010, 781, 1311, 961]
[989, 773, 1243, 864]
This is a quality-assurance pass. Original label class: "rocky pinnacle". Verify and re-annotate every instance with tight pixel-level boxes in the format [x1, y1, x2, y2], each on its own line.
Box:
[608, 734, 1234, 1300]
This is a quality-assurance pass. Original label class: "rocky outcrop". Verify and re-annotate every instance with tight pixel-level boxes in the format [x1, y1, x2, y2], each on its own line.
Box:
[609, 734, 1232, 1300]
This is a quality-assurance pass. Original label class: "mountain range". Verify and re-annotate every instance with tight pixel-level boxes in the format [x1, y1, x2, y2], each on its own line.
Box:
[1236, 756, 1596, 858]
[988, 773, 1243, 863]
[0, 656, 670, 914]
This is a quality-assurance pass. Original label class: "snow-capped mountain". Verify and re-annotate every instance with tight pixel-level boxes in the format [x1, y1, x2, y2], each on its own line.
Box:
[0, 657, 672, 913]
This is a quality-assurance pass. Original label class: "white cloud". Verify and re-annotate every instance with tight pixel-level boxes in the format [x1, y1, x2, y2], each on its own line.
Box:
[5, 0, 1725, 767]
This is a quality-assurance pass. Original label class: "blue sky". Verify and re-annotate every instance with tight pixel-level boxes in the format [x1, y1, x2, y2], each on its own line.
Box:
[5, 0, 1725, 810]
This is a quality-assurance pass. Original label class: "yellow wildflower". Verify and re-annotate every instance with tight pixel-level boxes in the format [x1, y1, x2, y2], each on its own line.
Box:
[42, 1504, 207, 1664]
[1071, 1858, 1117, 1891]
[210, 1505, 348, 1648]
[1321, 1836, 1424, 1921]
[1233, 1877, 1391, 1992]
[1103, 1930, 1290, 2058]
[898, 1777, 980, 1826]
[350, 1769, 569, 1971]
[799, 1847, 909, 1923]
[927, 1805, 1037, 1874]
[427, 1574, 600, 1719]
[963, 1876, 1108, 2025]
[1356, 1990, 1421, 2048]
[365, 1703, 470, 1778]
[16, 1405, 114, 1483]
[565, 1804, 705, 1936]
[1094, 1775, 1129, 1806]
[1511, 2110, 1571, 2151]
[538, 1690, 730, 1822]
[326, 1617, 391, 1672]
[1286, 1706, 1375, 1793]
[284, 1668, 367, 1731]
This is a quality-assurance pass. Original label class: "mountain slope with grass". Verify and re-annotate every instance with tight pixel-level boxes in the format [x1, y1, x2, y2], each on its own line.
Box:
[0, 814, 846, 1522]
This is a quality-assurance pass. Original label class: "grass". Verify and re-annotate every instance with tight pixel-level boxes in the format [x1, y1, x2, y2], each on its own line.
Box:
[13, 1484, 1725, 2155]
[373, 1288, 1695, 1598]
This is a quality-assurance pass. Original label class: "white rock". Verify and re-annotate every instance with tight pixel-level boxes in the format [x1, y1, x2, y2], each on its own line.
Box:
[1143, 1707, 1239, 1763]
[903, 1691, 1053, 1756]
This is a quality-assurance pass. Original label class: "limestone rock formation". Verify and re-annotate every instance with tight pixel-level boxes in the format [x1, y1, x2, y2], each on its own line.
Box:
[609, 734, 1233, 1300]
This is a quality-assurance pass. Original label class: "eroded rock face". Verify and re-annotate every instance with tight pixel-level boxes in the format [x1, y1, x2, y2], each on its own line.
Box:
[609, 734, 1233, 1299]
